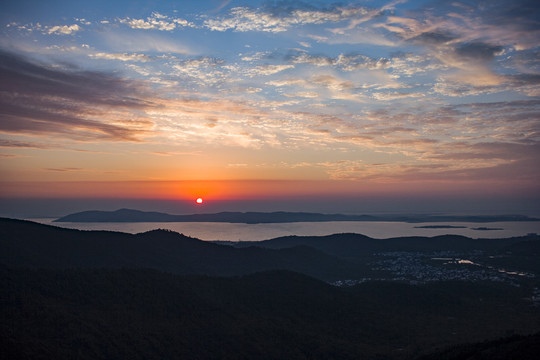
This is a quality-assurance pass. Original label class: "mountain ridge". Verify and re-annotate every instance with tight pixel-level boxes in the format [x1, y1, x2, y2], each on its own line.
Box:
[0, 217, 365, 281]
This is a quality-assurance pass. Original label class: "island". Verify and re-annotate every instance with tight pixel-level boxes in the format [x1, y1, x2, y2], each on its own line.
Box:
[414, 225, 467, 229]
[54, 208, 540, 224]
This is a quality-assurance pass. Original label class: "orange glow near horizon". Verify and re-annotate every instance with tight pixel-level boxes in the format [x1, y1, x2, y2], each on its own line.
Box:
[1, 179, 537, 202]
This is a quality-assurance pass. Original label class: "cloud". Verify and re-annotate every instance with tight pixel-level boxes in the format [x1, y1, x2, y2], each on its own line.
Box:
[173, 57, 225, 71]
[386, 0, 540, 50]
[276, 97, 540, 179]
[426, 142, 536, 161]
[388, 52, 442, 76]
[372, 91, 425, 101]
[267, 71, 393, 103]
[146, 96, 274, 149]
[245, 64, 294, 77]
[44, 167, 85, 172]
[406, 28, 506, 86]
[319, 1, 411, 46]
[0, 50, 153, 141]
[0, 153, 23, 158]
[447, 0, 540, 51]
[310, 74, 355, 91]
[204, 4, 369, 32]
[409, 31, 456, 45]
[8, 22, 82, 35]
[284, 91, 319, 98]
[371, 1, 540, 90]
[455, 42, 503, 62]
[288, 52, 389, 71]
[318, 140, 540, 186]
[0, 138, 108, 153]
[288, 53, 333, 67]
[170, 57, 231, 86]
[327, 0, 407, 37]
[397, 155, 540, 185]
[150, 150, 202, 157]
[505, 50, 540, 73]
[204, 7, 289, 32]
[433, 72, 540, 97]
[0, 139, 56, 149]
[432, 79, 498, 97]
[118, 12, 194, 31]
[89, 52, 153, 62]
[47, 24, 81, 35]
[240, 51, 271, 62]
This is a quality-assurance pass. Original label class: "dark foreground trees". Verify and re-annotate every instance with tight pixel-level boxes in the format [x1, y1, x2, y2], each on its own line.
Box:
[2, 267, 540, 360]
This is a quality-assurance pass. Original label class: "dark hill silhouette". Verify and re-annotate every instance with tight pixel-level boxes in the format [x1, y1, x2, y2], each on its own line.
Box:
[53, 208, 539, 223]
[225, 232, 535, 258]
[0, 218, 364, 281]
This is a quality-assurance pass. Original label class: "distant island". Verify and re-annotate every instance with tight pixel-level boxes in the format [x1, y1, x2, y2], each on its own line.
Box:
[472, 227, 504, 231]
[54, 208, 540, 224]
[414, 225, 467, 229]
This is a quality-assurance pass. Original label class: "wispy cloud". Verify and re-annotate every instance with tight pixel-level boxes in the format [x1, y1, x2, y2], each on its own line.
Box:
[288, 52, 389, 71]
[245, 64, 294, 77]
[0, 139, 56, 149]
[44, 167, 85, 172]
[6, 22, 82, 35]
[0, 50, 152, 141]
[378, 0, 540, 89]
[118, 12, 194, 31]
[372, 92, 425, 101]
[170, 56, 231, 86]
[89, 52, 153, 62]
[204, 4, 369, 32]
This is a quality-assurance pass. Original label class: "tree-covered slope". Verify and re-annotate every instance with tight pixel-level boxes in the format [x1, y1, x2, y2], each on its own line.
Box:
[2, 267, 540, 360]
[0, 218, 365, 281]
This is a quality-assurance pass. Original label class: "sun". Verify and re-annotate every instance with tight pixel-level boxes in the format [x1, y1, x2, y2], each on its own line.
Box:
[196, 197, 203, 204]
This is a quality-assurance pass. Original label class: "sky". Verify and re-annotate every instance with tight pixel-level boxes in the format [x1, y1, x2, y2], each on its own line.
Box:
[0, 0, 539, 216]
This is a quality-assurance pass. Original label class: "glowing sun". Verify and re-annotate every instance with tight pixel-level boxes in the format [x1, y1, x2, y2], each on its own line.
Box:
[196, 197, 204, 204]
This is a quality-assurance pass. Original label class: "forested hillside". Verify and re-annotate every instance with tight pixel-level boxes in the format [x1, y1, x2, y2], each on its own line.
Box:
[2, 218, 539, 359]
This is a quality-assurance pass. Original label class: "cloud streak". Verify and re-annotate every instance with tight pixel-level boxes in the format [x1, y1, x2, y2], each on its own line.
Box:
[118, 12, 194, 31]
[204, 4, 369, 32]
[0, 50, 152, 141]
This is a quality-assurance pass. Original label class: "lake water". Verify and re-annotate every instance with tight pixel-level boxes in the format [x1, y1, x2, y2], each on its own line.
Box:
[31, 219, 540, 241]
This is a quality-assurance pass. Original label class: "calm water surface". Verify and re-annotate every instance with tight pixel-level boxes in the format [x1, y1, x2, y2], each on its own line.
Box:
[32, 219, 540, 241]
